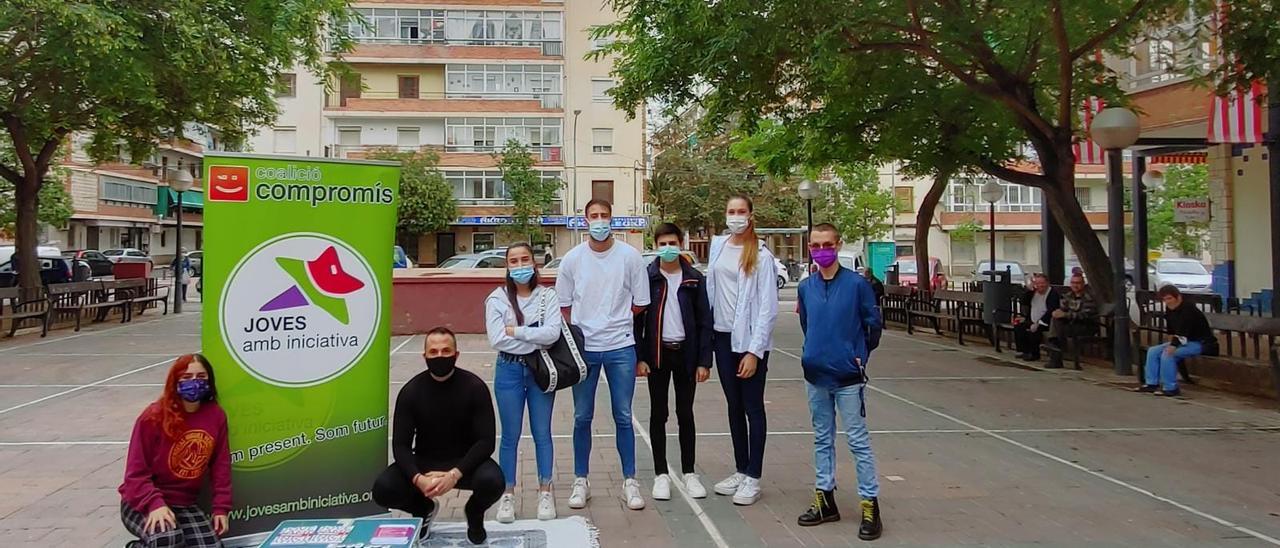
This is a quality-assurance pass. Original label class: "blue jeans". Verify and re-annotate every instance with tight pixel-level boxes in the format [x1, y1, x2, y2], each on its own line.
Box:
[1144, 341, 1202, 392]
[494, 357, 556, 487]
[807, 381, 879, 499]
[572, 346, 637, 478]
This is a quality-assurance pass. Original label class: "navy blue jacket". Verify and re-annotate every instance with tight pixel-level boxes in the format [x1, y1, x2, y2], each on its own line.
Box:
[798, 266, 881, 388]
[634, 257, 713, 373]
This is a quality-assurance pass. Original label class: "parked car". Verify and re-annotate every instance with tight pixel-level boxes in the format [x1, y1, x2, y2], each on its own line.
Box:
[437, 253, 508, 269]
[0, 246, 74, 287]
[63, 250, 115, 278]
[393, 246, 413, 269]
[894, 256, 946, 289]
[544, 257, 562, 269]
[975, 260, 1028, 285]
[186, 250, 202, 276]
[102, 248, 153, 267]
[1150, 258, 1213, 293]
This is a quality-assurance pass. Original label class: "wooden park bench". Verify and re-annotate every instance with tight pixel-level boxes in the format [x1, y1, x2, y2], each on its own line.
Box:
[48, 281, 129, 331]
[1042, 303, 1114, 370]
[1133, 312, 1280, 400]
[881, 285, 914, 326]
[0, 286, 49, 337]
[908, 289, 993, 345]
[111, 278, 169, 321]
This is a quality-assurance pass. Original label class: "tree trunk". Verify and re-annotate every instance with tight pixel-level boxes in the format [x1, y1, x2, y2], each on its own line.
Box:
[14, 172, 42, 290]
[1043, 172, 1115, 303]
[914, 171, 951, 293]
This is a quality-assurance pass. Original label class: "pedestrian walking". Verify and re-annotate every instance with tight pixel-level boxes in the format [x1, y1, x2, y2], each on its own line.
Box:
[486, 244, 562, 522]
[634, 223, 714, 501]
[706, 194, 779, 506]
[119, 354, 231, 548]
[1135, 285, 1218, 397]
[555, 199, 651, 511]
[795, 224, 883, 540]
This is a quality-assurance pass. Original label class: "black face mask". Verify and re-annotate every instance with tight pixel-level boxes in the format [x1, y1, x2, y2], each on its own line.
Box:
[425, 355, 457, 378]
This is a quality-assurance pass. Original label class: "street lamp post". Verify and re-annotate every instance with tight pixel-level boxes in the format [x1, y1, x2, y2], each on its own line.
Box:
[979, 179, 1004, 284]
[1091, 107, 1141, 375]
[797, 179, 820, 263]
[169, 168, 195, 314]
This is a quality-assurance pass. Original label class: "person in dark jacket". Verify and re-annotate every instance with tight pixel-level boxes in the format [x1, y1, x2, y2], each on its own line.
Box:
[795, 224, 882, 541]
[635, 223, 714, 501]
[857, 267, 886, 302]
[1136, 285, 1217, 397]
[1013, 273, 1061, 361]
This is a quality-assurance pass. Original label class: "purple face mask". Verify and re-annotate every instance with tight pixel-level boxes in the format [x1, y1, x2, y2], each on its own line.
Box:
[811, 247, 838, 268]
[177, 378, 210, 402]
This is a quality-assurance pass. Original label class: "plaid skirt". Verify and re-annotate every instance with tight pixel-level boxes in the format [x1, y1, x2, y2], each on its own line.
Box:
[120, 501, 222, 548]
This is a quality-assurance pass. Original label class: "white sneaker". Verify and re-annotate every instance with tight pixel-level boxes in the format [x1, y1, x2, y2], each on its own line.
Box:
[537, 490, 557, 520]
[568, 477, 591, 509]
[495, 493, 515, 524]
[623, 478, 646, 510]
[652, 474, 672, 501]
[714, 472, 745, 496]
[732, 476, 761, 506]
[684, 473, 707, 499]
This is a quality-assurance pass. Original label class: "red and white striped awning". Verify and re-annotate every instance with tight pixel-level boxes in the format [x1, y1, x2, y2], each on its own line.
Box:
[1148, 152, 1208, 164]
[1074, 97, 1105, 164]
[1208, 81, 1266, 144]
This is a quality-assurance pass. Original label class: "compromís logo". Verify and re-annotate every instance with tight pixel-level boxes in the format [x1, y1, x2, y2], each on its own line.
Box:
[221, 234, 379, 387]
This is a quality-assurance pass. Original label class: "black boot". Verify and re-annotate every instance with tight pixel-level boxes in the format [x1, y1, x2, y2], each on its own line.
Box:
[858, 497, 882, 540]
[797, 488, 840, 526]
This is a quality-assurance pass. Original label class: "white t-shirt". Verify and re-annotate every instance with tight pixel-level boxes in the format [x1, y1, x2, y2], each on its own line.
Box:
[660, 269, 685, 342]
[1030, 291, 1048, 326]
[712, 242, 743, 332]
[555, 241, 650, 352]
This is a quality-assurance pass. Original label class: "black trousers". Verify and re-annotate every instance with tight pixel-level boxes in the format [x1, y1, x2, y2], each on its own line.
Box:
[372, 457, 503, 530]
[648, 345, 697, 475]
[1013, 323, 1044, 358]
[713, 331, 768, 479]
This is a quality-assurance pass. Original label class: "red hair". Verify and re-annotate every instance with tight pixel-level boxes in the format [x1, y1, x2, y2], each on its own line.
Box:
[144, 354, 211, 441]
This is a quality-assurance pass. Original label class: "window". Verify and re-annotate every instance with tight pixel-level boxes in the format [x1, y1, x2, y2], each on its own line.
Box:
[590, 37, 615, 52]
[591, 180, 614, 203]
[592, 128, 613, 153]
[591, 79, 615, 103]
[473, 232, 496, 253]
[894, 187, 914, 214]
[273, 128, 297, 153]
[442, 11, 561, 45]
[444, 170, 562, 203]
[895, 244, 915, 257]
[100, 176, 158, 206]
[944, 179, 1041, 213]
[397, 128, 420, 148]
[445, 64, 561, 98]
[338, 127, 362, 146]
[398, 75, 420, 99]
[951, 238, 976, 265]
[1074, 186, 1093, 211]
[349, 9, 445, 43]
[444, 117, 562, 152]
[276, 73, 297, 98]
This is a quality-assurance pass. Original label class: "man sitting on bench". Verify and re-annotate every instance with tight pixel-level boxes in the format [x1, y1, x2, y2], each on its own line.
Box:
[1135, 286, 1217, 397]
[1013, 273, 1058, 362]
[1044, 273, 1098, 368]
[372, 327, 501, 545]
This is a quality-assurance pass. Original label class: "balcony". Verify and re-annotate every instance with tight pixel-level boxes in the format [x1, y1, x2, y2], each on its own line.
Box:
[327, 91, 562, 113]
[330, 144, 563, 167]
[1119, 18, 1211, 94]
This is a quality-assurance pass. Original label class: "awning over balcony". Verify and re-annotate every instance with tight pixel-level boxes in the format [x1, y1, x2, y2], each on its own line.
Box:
[154, 188, 204, 216]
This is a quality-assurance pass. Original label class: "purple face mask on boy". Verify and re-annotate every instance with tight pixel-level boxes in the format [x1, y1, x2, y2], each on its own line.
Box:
[811, 247, 838, 268]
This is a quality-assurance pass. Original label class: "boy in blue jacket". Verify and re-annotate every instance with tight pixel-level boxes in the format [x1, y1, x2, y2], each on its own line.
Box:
[795, 224, 882, 540]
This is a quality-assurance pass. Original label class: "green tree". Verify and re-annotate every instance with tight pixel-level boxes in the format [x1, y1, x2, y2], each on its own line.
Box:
[366, 148, 457, 240]
[1147, 164, 1210, 255]
[818, 163, 897, 249]
[650, 119, 754, 235]
[0, 0, 354, 288]
[496, 140, 563, 243]
[0, 136, 72, 238]
[597, 0, 1211, 301]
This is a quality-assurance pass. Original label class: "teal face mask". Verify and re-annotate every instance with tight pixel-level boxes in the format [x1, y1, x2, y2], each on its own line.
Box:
[509, 265, 534, 284]
[657, 245, 681, 263]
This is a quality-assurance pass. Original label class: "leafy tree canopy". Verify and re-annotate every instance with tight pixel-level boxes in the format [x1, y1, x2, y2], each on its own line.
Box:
[367, 148, 457, 237]
[1147, 164, 1210, 255]
[495, 140, 563, 242]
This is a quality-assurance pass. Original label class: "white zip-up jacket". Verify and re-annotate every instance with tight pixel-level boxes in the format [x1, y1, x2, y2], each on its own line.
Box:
[485, 286, 562, 355]
[706, 234, 778, 358]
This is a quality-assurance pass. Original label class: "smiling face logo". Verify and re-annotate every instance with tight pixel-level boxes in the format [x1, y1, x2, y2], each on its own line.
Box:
[260, 246, 365, 324]
[208, 166, 250, 202]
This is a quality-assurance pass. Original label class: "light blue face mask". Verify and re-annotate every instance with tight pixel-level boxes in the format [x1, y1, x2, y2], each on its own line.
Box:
[509, 265, 535, 284]
[657, 245, 681, 263]
[589, 220, 612, 242]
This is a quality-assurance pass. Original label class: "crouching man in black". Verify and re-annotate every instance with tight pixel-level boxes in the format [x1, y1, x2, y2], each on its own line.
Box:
[373, 327, 501, 545]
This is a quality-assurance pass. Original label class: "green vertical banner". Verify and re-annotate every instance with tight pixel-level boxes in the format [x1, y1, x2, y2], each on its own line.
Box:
[202, 153, 400, 537]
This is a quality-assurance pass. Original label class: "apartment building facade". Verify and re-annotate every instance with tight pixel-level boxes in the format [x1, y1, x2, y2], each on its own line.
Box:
[250, 2, 647, 265]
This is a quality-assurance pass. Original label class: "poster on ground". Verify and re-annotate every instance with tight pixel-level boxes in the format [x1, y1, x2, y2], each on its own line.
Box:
[258, 517, 421, 547]
[202, 153, 400, 537]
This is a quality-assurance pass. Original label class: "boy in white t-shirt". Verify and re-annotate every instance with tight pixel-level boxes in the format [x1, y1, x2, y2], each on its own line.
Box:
[555, 199, 650, 512]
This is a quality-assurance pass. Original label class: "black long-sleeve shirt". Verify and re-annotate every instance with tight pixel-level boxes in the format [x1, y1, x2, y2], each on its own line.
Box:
[391, 368, 495, 479]
[1165, 303, 1214, 344]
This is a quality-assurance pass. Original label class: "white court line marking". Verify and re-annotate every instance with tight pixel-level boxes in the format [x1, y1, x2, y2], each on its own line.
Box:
[773, 348, 1280, 545]
[0, 312, 190, 354]
[631, 415, 730, 548]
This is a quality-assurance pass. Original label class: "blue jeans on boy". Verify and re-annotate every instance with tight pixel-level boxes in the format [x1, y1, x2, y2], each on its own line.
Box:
[494, 356, 556, 487]
[807, 381, 879, 499]
[572, 346, 638, 478]
[1144, 341, 1203, 392]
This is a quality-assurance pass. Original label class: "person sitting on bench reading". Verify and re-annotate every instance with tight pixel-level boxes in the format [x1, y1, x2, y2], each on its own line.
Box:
[1045, 273, 1098, 368]
[1135, 285, 1217, 397]
[373, 327, 501, 545]
[1012, 273, 1059, 362]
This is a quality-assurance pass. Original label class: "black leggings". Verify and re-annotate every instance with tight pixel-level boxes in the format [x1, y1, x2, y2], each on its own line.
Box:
[648, 346, 697, 475]
[372, 458, 503, 530]
[713, 331, 768, 479]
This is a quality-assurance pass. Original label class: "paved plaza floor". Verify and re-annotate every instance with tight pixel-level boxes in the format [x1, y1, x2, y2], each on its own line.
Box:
[1, 299, 1279, 547]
